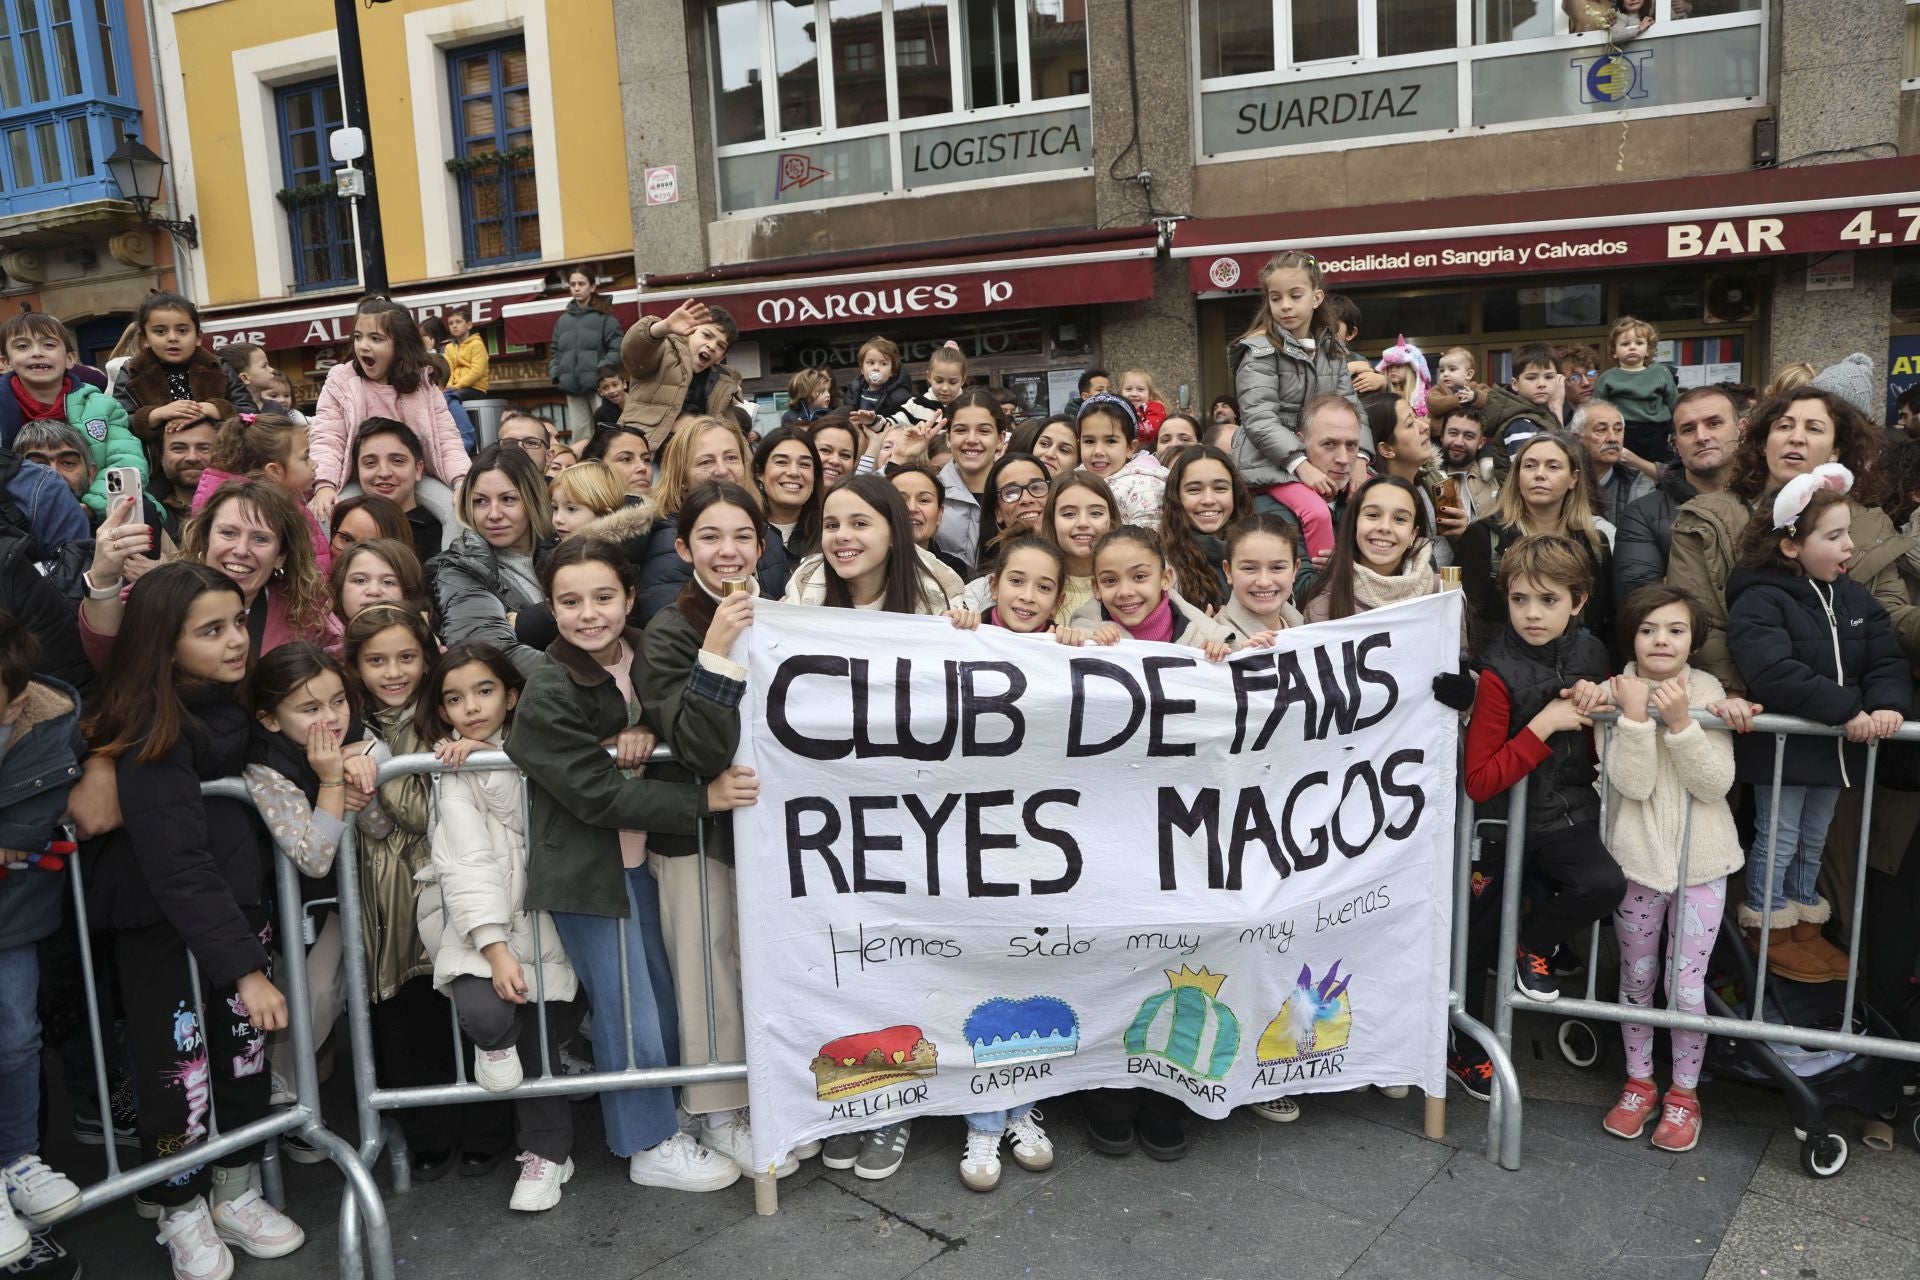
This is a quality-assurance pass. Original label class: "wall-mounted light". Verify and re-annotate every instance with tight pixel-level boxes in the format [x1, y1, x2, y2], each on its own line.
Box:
[105, 137, 198, 249]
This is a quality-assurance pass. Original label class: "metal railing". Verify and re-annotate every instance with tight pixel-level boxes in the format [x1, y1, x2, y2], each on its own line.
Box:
[1484, 710, 1920, 1170]
[329, 748, 768, 1277]
[54, 781, 391, 1278]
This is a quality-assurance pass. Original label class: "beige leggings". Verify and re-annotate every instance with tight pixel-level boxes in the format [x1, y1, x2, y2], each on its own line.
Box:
[650, 856, 748, 1115]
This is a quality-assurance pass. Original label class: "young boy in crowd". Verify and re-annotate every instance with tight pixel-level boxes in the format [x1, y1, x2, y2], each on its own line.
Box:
[214, 340, 291, 416]
[441, 308, 490, 400]
[620, 299, 741, 452]
[1327, 294, 1384, 395]
[1453, 535, 1625, 1088]
[0, 312, 142, 522]
[593, 361, 627, 432]
[0, 620, 86, 1269]
[1594, 316, 1679, 466]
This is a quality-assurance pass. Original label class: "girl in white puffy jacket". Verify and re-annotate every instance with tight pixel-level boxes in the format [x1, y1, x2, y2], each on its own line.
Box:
[414, 642, 580, 1213]
[1599, 586, 1742, 1157]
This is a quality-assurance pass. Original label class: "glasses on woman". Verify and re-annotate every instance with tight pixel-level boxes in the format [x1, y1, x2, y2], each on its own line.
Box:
[997, 479, 1051, 504]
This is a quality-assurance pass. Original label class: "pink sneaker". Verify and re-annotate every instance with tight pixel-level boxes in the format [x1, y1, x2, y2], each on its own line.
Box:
[1601, 1079, 1658, 1139]
[1651, 1092, 1702, 1153]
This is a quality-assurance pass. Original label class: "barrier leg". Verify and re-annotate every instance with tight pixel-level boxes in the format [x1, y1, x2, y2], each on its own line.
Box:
[1423, 1093, 1446, 1141]
[1450, 1009, 1522, 1170]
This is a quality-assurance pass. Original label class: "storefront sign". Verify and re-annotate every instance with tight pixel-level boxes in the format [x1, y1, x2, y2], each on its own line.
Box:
[1184, 199, 1920, 293]
[1887, 334, 1920, 425]
[731, 596, 1459, 1171]
[1806, 251, 1855, 292]
[644, 165, 680, 206]
[1471, 27, 1761, 126]
[717, 136, 892, 212]
[1199, 64, 1457, 157]
[901, 107, 1092, 189]
[203, 277, 545, 352]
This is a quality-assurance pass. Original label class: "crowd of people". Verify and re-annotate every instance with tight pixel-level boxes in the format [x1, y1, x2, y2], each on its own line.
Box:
[0, 249, 1916, 1278]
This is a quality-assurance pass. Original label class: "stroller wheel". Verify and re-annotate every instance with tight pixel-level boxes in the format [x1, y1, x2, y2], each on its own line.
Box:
[1799, 1130, 1849, 1179]
[1909, 1111, 1920, 1153]
[1556, 1019, 1604, 1070]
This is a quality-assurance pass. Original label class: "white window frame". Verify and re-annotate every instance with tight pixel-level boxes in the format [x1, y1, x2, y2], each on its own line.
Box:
[1191, 0, 1768, 165]
[230, 33, 352, 302]
[706, 0, 1091, 218]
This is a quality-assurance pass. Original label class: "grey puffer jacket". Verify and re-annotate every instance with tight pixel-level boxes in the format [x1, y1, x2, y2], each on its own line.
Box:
[549, 301, 623, 396]
[1228, 328, 1365, 488]
[427, 528, 550, 676]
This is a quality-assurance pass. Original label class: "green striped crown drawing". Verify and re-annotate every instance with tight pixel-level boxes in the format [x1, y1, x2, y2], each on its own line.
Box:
[1125, 966, 1241, 1081]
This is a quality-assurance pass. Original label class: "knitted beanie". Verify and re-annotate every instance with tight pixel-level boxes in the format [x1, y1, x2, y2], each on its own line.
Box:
[1811, 353, 1876, 420]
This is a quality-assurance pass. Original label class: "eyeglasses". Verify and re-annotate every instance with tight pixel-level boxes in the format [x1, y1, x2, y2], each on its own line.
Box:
[501, 435, 549, 453]
[1564, 370, 1596, 384]
[997, 479, 1051, 504]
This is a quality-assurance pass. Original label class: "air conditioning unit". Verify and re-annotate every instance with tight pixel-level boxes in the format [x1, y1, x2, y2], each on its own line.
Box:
[1705, 273, 1760, 324]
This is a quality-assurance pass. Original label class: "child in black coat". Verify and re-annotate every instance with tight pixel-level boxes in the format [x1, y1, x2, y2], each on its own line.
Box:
[1727, 465, 1909, 981]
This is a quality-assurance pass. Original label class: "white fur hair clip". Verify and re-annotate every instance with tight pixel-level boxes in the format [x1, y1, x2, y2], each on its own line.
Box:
[1772, 462, 1853, 534]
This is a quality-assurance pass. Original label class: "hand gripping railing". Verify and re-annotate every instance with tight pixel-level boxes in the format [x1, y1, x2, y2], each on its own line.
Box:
[1488, 710, 1920, 1172]
[330, 748, 763, 1276]
[57, 781, 392, 1278]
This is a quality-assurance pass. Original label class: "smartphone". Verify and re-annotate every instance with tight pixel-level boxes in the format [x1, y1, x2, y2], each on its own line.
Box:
[103, 466, 155, 552]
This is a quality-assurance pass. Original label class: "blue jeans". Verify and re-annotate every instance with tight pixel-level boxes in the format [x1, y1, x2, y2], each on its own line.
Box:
[965, 1104, 1033, 1135]
[551, 866, 681, 1157]
[1746, 784, 1842, 917]
[0, 943, 40, 1160]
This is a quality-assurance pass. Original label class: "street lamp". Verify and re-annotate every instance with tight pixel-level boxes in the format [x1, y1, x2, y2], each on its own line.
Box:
[105, 137, 199, 249]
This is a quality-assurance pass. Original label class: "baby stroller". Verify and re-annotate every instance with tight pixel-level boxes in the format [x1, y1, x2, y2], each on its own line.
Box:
[1701, 924, 1914, 1178]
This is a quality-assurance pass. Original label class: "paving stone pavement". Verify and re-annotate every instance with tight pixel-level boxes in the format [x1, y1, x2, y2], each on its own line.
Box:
[38, 1006, 1920, 1279]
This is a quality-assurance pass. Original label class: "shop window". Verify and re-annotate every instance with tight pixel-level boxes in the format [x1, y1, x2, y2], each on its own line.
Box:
[1344, 290, 1475, 341]
[1615, 274, 1706, 325]
[448, 39, 539, 267]
[276, 79, 355, 292]
[1195, 1, 1765, 160]
[709, 0, 1089, 212]
[1907, 0, 1920, 83]
[1483, 283, 1604, 332]
[0, 0, 137, 213]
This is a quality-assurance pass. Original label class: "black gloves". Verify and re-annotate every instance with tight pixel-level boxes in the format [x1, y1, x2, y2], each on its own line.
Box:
[1432, 671, 1476, 712]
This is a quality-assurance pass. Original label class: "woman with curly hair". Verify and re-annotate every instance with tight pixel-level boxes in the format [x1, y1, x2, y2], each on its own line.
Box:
[1667, 386, 1914, 692]
[79, 477, 341, 667]
[1159, 444, 1251, 612]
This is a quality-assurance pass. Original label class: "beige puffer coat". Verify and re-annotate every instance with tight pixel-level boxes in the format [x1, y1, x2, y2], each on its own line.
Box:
[1602, 663, 1741, 894]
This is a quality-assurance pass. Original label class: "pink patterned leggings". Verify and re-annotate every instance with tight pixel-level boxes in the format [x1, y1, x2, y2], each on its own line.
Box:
[1613, 877, 1728, 1090]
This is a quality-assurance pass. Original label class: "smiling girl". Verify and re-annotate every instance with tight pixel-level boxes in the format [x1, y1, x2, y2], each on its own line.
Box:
[1458, 431, 1613, 654]
[635, 481, 814, 1179]
[1302, 475, 1444, 624]
[1072, 526, 1235, 657]
[784, 474, 966, 612]
[113, 292, 235, 473]
[309, 301, 470, 524]
[1160, 444, 1251, 612]
[1036, 470, 1116, 624]
[1216, 514, 1304, 644]
[636, 414, 788, 623]
[507, 537, 760, 1195]
[84, 564, 306, 1276]
[192, 411, 330, 571]
[1010, 414, 1079, 478]
[810, 416, 863, 492]
[933, 388, 1010, 569]
[1074, 394, 1167, 530]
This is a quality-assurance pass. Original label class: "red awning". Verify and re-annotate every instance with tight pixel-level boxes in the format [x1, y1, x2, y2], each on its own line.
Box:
[501, 233, 1161, 347]
[1174, 157, 1920, 293]
[201, 275, 550, 351]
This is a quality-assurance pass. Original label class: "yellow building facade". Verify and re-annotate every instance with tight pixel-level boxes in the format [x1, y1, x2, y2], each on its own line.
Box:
[153, 0, 633, 397]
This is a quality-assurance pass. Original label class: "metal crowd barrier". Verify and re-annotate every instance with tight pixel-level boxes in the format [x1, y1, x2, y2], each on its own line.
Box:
[55, 780, 392, 1279]
[329, 749, 763, 1277]
[1486, 710, 1920, 1173]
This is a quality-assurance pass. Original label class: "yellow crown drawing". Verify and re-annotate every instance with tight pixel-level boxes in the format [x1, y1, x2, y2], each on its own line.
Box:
[1164, 965, 1228, 998]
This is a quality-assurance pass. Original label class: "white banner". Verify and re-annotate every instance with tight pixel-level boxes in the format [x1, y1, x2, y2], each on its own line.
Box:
[731, 593, 1463, 1171]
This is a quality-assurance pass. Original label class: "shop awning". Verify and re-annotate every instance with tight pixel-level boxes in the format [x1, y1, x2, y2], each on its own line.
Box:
[501, 231, 1162, 347]
[1173, 157, 1920, 293]
[201, 275, 550, 351]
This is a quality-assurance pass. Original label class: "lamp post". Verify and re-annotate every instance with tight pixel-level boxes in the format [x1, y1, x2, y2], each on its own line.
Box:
[104, 137, 198, 249]
[335, 0, 388, 294]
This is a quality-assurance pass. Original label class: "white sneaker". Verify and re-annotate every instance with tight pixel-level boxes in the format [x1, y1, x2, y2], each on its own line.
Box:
[701, 1109, 799, 1179]
[269, 1070, 296, 1106]
[1007, 1109, 1055, 1171]
[509, 1152, 573, 1212]
[156, 1198, 234, 1280]
[2, 1155, 80, 1227]
[1375, 1084, 1411, 1100]
[1249, 1097, 1301, 1124]
[0, 1195, 27, 1270]
[210, 1188, 306, 1259]
[474, 1045, 524, 1093]
[959, 1128, 1002, 1192]
[793, 1139, 823, 1160]
[627, 1132, 742, 1192]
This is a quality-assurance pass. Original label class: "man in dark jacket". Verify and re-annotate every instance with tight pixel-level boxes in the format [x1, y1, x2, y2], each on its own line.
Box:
[1613, 386, 1742, 600]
